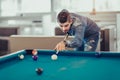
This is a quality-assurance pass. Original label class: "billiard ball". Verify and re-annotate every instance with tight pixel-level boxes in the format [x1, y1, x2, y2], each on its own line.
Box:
[35, 68, 43, 75]
[32, 55, 38, 61]
[51, 54, 58, 60]
[32, 49, 38, 55]
[19, 54, 24, 60]
[95, 52, 101, 58]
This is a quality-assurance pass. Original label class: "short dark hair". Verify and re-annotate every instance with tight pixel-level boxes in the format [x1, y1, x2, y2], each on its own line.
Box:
[57, 9, 70, 23]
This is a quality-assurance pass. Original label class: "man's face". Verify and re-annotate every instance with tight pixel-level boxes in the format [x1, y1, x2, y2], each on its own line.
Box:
[59, 21, 72, 33]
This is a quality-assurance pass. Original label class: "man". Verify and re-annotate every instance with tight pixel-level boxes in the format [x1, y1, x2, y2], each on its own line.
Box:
[55, 9, 100, 51]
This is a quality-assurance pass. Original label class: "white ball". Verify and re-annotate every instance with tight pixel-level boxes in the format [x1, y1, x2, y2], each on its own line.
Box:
[19, 54, 24, 59]
[51, 54, 58, 60]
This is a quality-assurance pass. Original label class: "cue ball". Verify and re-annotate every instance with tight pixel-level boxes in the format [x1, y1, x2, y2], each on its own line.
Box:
[51, 54, 58, 60]
[36, 68, 43, 75]
[19, 54, 24, 59]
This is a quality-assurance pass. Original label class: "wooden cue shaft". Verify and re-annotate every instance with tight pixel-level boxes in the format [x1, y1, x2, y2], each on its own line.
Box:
[64, 33, 69, 41]
[56, 33, 69, 54]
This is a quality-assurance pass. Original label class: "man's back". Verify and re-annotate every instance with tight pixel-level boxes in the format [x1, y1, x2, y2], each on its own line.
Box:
[70, 13, 100, 38]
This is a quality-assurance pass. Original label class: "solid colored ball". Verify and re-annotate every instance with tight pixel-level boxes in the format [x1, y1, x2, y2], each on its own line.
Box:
[36, 68, 43, 75]
[32, 55, 38, 61]
[51, 54, 58, 60]
[19, 54, 24, 59]
[32, 49, 38, 55]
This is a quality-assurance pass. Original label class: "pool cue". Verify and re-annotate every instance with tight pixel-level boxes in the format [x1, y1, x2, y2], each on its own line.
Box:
[56, 33, 69, 54]
[63, 33, 69, 41]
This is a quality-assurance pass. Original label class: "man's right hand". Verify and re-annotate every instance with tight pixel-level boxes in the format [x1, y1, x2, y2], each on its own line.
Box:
[54, 41, 66, 51]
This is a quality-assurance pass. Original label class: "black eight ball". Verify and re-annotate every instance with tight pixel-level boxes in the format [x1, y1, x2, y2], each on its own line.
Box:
[36, 68, 43, 75]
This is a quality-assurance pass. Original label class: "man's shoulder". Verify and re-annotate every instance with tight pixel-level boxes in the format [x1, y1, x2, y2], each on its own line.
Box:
[70, 13, 86, 18]
[72, 18, 82, 27]
[70, 13, 83, 27]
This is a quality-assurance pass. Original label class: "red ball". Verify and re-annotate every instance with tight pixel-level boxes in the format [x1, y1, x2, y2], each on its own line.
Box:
[32, 49, 38, 55]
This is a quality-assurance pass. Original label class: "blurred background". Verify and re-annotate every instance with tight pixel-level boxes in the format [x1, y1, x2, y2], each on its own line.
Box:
[0, 0, 120, 55]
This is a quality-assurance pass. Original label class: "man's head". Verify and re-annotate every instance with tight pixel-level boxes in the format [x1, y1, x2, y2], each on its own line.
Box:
[57, 9, 72, 33]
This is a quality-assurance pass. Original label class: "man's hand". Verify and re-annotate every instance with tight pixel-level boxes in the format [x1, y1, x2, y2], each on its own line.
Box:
[54, 41, 66, 51]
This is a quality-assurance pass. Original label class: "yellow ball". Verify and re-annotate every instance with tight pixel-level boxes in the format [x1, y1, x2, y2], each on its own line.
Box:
[51, 54, 58, 60]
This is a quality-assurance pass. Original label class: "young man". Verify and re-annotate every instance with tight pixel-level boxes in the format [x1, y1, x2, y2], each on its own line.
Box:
[55, 9, 100, 51]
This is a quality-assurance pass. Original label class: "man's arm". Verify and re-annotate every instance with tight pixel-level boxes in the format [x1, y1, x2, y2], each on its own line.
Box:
[65, 25, 85, 48]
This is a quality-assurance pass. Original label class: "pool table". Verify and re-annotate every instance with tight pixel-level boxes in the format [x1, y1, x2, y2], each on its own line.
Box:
[0, 49, 120, 80]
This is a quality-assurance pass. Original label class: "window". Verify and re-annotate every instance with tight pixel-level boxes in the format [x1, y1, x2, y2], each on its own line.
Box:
[1, 0, 51, 16]
[21, 0, 51, 13]
[1, 0, 120, 16]
[1, 0, 18, 16]
[53, 0, 120, 12]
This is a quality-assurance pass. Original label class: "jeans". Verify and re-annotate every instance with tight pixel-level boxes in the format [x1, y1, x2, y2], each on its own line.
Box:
[75, 32, 100, 51]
